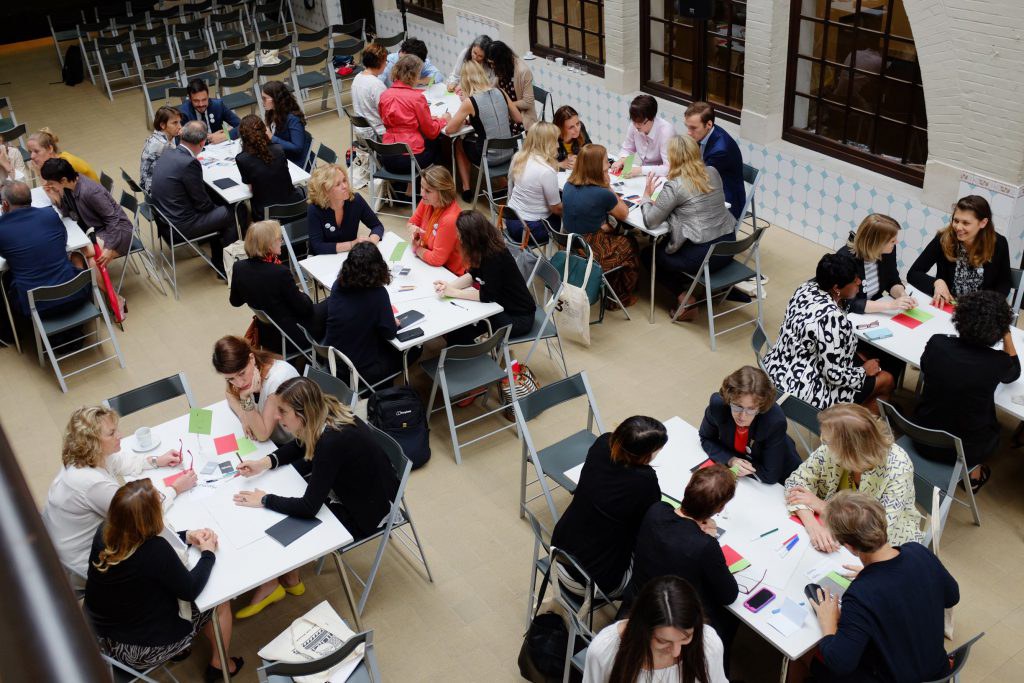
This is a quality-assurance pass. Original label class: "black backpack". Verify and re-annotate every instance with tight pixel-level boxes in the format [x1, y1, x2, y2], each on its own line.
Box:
[367, 386, 430, 469]
[62, 46, 84, 86]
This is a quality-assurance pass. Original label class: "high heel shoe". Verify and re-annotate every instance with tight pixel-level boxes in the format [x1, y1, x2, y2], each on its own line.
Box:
[234, 585, 285, 619]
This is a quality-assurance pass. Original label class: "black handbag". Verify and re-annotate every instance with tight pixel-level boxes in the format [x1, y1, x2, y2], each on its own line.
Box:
[517, 611, 568, 683]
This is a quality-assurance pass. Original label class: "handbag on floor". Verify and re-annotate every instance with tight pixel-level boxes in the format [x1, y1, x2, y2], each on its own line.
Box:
[499, 360, 539, 420]
[257, 600, 363, 683]
[518, 611, 569, 683]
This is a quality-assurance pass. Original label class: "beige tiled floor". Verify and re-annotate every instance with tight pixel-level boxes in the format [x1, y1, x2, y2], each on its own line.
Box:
[2, 39, 1022, 682]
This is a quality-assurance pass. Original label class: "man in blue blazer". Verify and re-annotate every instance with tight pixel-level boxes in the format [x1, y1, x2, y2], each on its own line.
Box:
[178, 79, 241, 144]
[0, 181, 90, 320]
[684, 101, 745, 221]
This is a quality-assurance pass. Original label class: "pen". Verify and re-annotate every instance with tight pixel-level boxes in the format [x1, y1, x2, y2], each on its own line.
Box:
[450, 300, 468, 310]
[237, 453, 243, 465]
[750, 528, 779, 541]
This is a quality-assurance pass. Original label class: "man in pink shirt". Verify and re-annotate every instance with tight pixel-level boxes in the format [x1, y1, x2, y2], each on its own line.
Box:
[611, 95, 676, 178]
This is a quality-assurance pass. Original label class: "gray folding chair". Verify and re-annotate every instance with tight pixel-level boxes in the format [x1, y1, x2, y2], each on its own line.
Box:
[878, 400, 982, 528]
[290, 46, 343, 121]
[738, 163, 765, 235]
[150, 204, 226, 299]
[28, 270, 126, 393]
[420, 325, 517, 465]
[532, 84, 553, 122]
[103, 372, 197, 416]
[514, 371, 605, 522]
[217, 67, 259, 114]
[328, 20, 366, 48]
[130, 24, 175, 72]
[777, 391, 820, 455]
[673, 226, 767, 351]
[182, 52, 221, 85]
[250, 307, 312, 365]
[364, 139, 421, 218]
[523, 508, 553, 628]
[470, 135, 521, 223]
[219, 42, 257, 79]
[251, 0, 294, 40]
[49, 15, 82, 71]
[92, 35, 140, 99]
[329, 424, 433, 619]
[258, 630, 380, 683]
[374, 31, 405, 51]
[171, 16, 213, 61]
[137, 60, 182, 124]
[292, 25, 328, 58]
[921, 633, 984, 683]
[1009, 267, 1023, 324]
[508, 258, 569, 377]
[303, 363, 358, 410]
[265, 200, 311, 295]
[751, 321, 770, 371]
[549, 548, 612, 683]
[300, 325, 399, 398]
[207, 7, 250, 50]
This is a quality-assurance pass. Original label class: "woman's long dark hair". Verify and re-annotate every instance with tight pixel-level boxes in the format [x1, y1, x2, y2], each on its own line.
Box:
[486, 41, 517, 81]
[239, 114, 273, 164]
[262, 80, 305, 134]
[455, 210, 505, 268]
[609, 576, 710, 683]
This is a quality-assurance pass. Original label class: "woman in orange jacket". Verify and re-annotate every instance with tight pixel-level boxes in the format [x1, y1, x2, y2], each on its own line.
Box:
[407, 166, 466, 275]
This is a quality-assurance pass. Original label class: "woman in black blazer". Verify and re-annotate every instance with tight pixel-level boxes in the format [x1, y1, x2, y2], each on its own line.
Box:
[235, 115, 303, 225]
[229, 220, 324, 352]
[699, 366, 801, 485]
[908, 195, 1011, 305]
[837, 214, 918, 314]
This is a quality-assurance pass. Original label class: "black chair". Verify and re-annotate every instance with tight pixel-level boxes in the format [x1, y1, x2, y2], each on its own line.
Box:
[217, 68, 259, 113]
[257, 630, 381, 682]
[921, 632, 984, 683]
[364, 139, 422, 217]
[778, 391, 821, 455]
[532, 84, 553, 121]
[103, 372, 197, 416]
[219, 41, 257, 79]
[328, 20, 366, 48]
[374, 31, 405, 50]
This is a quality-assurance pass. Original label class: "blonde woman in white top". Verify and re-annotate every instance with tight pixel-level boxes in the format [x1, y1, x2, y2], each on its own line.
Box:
[41, 406, 195, 583]
[583, 575, 728, 683]
[505, 121, 563, 243]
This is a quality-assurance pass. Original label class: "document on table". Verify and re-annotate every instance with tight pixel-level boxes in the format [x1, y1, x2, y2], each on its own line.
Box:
[203, 479, 286, 549]
[767, 596, 808, 637]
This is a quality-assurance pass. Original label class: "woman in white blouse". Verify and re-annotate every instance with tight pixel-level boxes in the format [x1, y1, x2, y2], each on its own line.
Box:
[505, 121, 563, 243]
[41, 406, 195, 584]
[212, 335, 299, 445]
[583, 575, 728, 683]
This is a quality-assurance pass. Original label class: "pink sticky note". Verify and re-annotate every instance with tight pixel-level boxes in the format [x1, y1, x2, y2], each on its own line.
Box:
[891, 313, 923, 329]
[789, 512, 822, 527]
[938, 302, 955, 314]
[163, 470, 188, 487]
[214, 434, 239, 455]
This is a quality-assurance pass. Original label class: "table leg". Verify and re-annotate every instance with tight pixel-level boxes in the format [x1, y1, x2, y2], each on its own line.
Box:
[330, 551, 362, 631]
[649, 237, 657, 324]
[402, 349, 410, 384]
[779, 654, 790, 683]
[0, 277, 21, 353]
[211, 604, 231, 683]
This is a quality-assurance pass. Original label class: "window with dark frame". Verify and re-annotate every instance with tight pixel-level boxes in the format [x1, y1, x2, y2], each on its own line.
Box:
[784, 0, 927, 186]
[640, 1, 747, 122]
[530, 0, 606, 76]
[405, 0, 444, 24]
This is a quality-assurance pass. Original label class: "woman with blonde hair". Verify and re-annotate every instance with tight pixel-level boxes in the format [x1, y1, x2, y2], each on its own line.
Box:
[41, 406, 193, 584]
[235, 114, 302, 225]
[561, 144, 640, 306]
[26, 127, 99, 181]
[445, 59, 522, 201]
[839, 214, 916, 314]
[306, 163, 384, 254]
[505, 121, 562, 242]
[639, 134, 736, 320]
[232, 377, 399, 617]
[84, 480, 242, 680]
[784, 403, 922, 554]
[908, 194, 1011, 306]
[212, 335, 298, 444]
[229, 220, 321, 354]
[408, 165, 466, 274]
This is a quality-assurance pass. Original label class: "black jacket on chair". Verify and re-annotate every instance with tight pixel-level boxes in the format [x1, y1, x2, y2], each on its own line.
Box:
[229, 257, 315, 352]
[698, 393, 801, 485]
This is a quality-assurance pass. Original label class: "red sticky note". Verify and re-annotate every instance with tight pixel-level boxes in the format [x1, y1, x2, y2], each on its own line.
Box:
[891, 313, 923, 329]
[690, 458, 716, 473]
[938, 302, 954, 314]
[214, 433, 239, 455]
[163, 470, 188, 487]
[789, 512, 822, 527]
[721, 544, 751, 572]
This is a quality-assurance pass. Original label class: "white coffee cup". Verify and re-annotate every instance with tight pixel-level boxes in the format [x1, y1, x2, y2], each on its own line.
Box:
[135, 427, 153, 450]
[524, 51, 535, 59]
[555, 57, 564, 66]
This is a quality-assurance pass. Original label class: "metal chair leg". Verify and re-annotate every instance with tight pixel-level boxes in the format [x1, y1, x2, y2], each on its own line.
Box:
[331, 551, 362, 631]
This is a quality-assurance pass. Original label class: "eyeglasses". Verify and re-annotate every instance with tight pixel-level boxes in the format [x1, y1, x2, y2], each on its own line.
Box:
[730, 404, 760, 417]
[735, 568, 767, 595]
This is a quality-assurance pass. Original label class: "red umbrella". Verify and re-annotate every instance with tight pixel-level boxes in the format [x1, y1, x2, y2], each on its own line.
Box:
[86, 228, 124, 323]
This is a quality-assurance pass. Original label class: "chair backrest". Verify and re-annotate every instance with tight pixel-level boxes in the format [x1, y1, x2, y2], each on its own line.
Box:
[264, 199, 308, 224]
[533, 258, 563, 299]
[532, 84, 552, 121]
[119, 190, 138, 217]
[751, 321, 769, 367]
[258, 631, 376, 682]
[481, 134, 522, 155]
[366, 423, 412, 488]
[374, 31, 405, 50]
[364, 138, 411, 159]
[27, 269, 93, 306]
[438, 325, 510, 364]
[877, 399, 964, 453]
[120, 168, 144, 194]
[707, 225, 766, 259]
[331, 39, 364, 59]
[329, 20, 365, 45]
[102, 372, 196, 416]
[776, 392, 821, 435]
[0, 123, 27, 144]
[941, 632, 984, 681]
[516, 371, 596, 423]
[303, 364, 357, 409]
[218, 68, 255, 89]
[258, 34, 292, 52]
[742, 163, 760, 186]
[221, 41, 257, 61]
[1009, 267, 1023, 320]
[315, 143, 338, 165]
[344, 106, 372, 131]
[548, 546, 613, 632]
[255, 57, 292, 78]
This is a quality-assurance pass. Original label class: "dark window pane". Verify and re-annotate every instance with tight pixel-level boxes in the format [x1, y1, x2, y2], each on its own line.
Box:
[531, 0, 605, 72]
[406, 0, 444, 22]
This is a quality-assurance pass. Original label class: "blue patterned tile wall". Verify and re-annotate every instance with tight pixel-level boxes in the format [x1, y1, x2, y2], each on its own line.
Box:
[377, 10, 1024, 275]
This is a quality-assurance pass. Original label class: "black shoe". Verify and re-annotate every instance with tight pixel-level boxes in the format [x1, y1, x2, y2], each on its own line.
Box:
[170, 647, 192, 662]
[204, 656, 244, 682]
[460, 189, 474, 203]
[726, 289, 752, 303]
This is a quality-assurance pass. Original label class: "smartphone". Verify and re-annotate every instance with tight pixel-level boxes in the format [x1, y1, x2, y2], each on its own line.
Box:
[864, 328, 893, 341]
[397, 310, 424, 327]
[396, 327, 424, 342]
[743, 587, 776, 613]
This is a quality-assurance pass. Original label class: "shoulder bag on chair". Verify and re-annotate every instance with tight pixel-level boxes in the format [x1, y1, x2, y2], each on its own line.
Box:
[551, 233, 599, 346]
[257, 600, 364, 683]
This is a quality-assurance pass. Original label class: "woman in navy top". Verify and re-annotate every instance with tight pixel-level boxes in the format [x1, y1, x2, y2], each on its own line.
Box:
[261, 81, 312, 168]
[306, 164, 385, 255]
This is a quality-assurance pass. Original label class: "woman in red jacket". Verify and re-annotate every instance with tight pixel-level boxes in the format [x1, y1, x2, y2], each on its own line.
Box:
[378, 54, 450, 181]
[407, 166, 466, 275]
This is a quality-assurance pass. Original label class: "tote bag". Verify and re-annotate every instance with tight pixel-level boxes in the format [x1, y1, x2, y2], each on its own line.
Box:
[551, 233, 596, 346]
[257, 600, 364, 683]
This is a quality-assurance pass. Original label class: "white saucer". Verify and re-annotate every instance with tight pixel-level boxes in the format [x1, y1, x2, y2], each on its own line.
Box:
[523, 54, 536, 60]
[131, 438, 161, 453]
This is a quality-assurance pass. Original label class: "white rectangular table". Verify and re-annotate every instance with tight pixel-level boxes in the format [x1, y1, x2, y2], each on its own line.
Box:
[566, 416, 857, 672]
[0, 188, 91, 353]
[199, 139, 311, 205]
[848, 285, 1024, 421]
[128, 400, 355, 682]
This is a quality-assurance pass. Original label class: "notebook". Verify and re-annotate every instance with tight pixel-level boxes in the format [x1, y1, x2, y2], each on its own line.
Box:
[212, 178, 238, 189]
[265, 516, 323, 547]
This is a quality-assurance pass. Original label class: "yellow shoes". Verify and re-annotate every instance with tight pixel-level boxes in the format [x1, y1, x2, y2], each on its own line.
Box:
[234, 585, 285, 619]
[283, 581, 306, 596]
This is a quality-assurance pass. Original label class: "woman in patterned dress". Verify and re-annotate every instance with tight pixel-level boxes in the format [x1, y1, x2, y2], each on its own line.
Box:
[763, 252, 894, 414]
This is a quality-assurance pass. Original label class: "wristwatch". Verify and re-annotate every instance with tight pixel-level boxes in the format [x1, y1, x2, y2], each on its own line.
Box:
[147, 455, 158, 467]
[240, 395, 257, 411]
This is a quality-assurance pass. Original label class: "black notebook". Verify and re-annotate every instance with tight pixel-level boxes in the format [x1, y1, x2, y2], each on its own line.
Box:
[212, 178, 239, 189]
[265, 516, 322, 546]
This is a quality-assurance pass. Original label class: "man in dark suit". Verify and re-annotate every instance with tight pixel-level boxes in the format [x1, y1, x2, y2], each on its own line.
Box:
[0, 181, 90, 324]
[149, 120, 237, 275]
[178, 78, 241, 144]
[684, 101, 745, 221]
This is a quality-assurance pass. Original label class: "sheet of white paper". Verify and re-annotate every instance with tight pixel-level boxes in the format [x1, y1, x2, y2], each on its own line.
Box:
[202, 493, 284, 549]
[767, 596, 808, 637]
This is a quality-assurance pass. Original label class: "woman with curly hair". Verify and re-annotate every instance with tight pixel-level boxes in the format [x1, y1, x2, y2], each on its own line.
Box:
[908, 195, 1011, 305]
[260, 80, 311, 168]
[306, 164, 384, 255]
[41, 406, 194, 584]
[914, 290, 1019, 492]
[235, 114, 303, 225]
[434, 210, 536, 344]
[323, 242, 416, 385]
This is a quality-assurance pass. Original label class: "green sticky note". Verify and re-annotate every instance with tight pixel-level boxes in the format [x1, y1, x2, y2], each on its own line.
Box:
[188, 408, 213, 435]
[661, 493, 681, 508]
[621, 154, 635, 176]
[222, 121, 230, 137]
[389, 242, 408, 261]
[236, 436, 257, 456]
[824, 570, 851, 590]
[903, 307, 934, 323]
